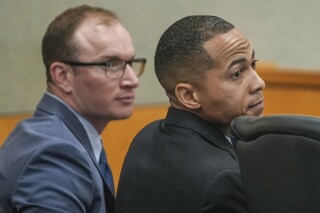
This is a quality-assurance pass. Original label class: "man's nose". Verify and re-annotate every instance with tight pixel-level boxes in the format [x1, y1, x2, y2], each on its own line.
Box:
[250, 71, 265, 94]
[121, 65, 140, 88]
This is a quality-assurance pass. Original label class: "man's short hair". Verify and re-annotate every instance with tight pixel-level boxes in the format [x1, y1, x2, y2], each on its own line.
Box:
[154, 15, 234, 94]
[42, 4, 118, 83]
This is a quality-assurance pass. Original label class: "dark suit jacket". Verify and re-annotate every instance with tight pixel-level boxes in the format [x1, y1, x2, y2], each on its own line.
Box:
[116, 107, 247, 213]
[0, 93, 114, 213]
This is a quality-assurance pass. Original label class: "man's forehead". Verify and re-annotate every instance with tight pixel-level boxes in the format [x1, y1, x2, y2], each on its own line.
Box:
[204, 29, 251, 60]
[77, 16, 118, 32]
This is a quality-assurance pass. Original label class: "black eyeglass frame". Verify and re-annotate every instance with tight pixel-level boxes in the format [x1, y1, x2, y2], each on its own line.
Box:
[61, 57, 146, 79]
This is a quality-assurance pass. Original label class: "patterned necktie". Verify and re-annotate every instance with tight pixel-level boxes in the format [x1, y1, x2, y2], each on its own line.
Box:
[98, 146, 115, 194]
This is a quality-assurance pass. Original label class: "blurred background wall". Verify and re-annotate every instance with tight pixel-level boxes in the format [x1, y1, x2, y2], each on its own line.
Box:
[1, 0, 320, 113]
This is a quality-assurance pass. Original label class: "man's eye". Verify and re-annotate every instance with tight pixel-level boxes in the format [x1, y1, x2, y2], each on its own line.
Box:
[106, 60, 117, 68]
[232, 70, 243, 79]
[105, 61, 113, 68]
[105, 60, 122, 70]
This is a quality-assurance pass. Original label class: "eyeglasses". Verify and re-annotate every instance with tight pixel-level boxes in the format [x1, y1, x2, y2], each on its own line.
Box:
[61, 57, 146, 79]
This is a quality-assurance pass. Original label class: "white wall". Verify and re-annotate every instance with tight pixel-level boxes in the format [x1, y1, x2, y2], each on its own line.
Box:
[1, 0, 319, 113]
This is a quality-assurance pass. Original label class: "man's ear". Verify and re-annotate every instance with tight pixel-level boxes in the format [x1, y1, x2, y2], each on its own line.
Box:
[50, 62, 73, 93]
[175, 83, 200, 109]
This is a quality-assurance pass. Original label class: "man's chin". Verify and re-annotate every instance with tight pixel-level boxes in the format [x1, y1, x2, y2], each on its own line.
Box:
[113, 110, 133, 120]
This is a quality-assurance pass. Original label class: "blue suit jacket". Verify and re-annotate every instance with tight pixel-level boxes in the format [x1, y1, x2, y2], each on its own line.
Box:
[0, 94, 114, 213]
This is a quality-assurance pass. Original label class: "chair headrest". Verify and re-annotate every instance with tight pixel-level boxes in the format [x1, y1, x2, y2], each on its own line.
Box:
[231, 115, 320, 142]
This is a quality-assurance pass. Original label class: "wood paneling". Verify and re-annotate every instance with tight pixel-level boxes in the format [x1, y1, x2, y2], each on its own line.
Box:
[257, 64, 320, 116]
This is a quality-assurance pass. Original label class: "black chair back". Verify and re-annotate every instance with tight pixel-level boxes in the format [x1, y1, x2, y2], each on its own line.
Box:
[231, 115, 320, 213]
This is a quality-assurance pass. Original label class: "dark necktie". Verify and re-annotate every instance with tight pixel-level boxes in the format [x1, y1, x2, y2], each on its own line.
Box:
[230, 136, 238, 145]
[98, 146, 115, 194]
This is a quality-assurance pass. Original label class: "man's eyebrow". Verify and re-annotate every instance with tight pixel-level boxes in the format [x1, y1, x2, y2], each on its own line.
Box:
[227, 58, 247, 70]
[227, 49, 256, 71]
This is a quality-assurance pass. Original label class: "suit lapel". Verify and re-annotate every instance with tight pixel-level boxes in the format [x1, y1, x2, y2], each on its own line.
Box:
[35, 94, 115, 210]
[164, 107, 238, 161]
[36, 94, 95, 157]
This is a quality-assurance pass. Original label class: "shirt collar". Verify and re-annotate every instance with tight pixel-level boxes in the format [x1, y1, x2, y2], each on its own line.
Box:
[45, 92, 102, 162]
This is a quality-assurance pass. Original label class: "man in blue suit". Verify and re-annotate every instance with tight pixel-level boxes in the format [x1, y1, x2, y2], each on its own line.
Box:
[0, 5, 146, 212]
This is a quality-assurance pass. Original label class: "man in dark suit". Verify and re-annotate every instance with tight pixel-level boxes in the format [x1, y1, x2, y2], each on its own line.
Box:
[0, 5, 146, 212]
[116, 15, 265, 212]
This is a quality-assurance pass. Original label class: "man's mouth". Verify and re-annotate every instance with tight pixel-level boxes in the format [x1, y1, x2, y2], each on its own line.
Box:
[249, 101, 263, 109]
[248, 100, 264, 115]
[117, 95, 135, 105]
